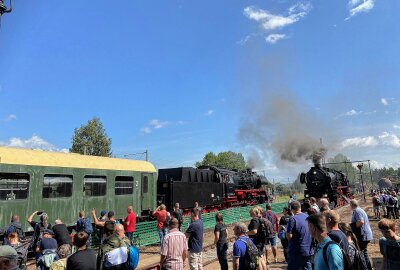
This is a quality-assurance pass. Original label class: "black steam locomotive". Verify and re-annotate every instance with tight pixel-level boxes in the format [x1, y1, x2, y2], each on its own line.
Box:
[300, 164, 350, 206]
[157, 166, 268, 213]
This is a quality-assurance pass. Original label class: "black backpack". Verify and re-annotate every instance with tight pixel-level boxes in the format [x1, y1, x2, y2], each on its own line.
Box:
[258, 218, 274, 240]
[388, 196, 395, 206]
[238, 237, 259, 270]
[323, 241, 352, 270]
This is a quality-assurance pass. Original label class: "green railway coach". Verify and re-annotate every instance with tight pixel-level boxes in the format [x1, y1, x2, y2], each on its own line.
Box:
[0, 146, 157, 232]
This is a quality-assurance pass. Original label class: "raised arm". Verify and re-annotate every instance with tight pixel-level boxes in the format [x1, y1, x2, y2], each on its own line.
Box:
[27, 211, 38, 224]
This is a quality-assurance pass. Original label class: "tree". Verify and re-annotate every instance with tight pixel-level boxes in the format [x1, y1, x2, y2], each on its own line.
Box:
[195, 151, 247, 170]
[70, 117, 112, 157]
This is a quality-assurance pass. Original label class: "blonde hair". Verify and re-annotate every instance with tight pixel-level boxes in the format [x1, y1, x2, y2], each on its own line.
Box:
[323, 210, 340, 224]
[378, 218, 396, 232]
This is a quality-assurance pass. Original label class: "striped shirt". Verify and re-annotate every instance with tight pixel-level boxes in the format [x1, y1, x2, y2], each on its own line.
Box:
[161, 228, 188, 270]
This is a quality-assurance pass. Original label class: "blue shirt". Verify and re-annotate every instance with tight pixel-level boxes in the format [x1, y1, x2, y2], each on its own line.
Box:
[314, 236, 344, 270]
[379, 237, 400, 270]
[233, 236, 248, 270]
[186, 219, 204, 252]
[287, 213, 313, 256]
[351, 207, 373, 241]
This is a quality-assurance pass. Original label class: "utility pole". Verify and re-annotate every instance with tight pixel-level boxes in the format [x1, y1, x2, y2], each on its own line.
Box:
[357, 163, 366, 201]
[145, 147, 148, 161]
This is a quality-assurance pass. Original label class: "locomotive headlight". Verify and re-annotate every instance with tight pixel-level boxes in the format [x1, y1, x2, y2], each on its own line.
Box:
[313, 171, 317, 175]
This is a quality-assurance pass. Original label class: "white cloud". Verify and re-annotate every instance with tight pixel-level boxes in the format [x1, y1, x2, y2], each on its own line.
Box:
[265, 34, 287, 44]
[206, 110, 214, 116]
[244, 3, 312, 31]
[149, 119, 169, 129]
[5, 114, 17, 121]
[140, 127, 152, 134]
[141, 119, 184, 134]
[0, 135, 68, 152]
[345, 109, 362, 116]
[339, 132, 400, 149]
[347, 0, 375, 18]
[237, 35, 252, 46]
[393, 125, 400, 129]
[381, 98, 388, 106]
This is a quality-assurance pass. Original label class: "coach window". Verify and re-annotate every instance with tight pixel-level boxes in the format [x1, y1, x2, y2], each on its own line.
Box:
[43, 174, 73, 198]
[142, 176, 148, 193]
[0, 173, 29, 200]
[84, 176, 106, 196]
[115, 176, 134, 195]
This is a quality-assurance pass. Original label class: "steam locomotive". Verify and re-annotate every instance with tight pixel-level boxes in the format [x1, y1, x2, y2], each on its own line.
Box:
[157, 166, 269, 213]
[300, 163, 351, 206]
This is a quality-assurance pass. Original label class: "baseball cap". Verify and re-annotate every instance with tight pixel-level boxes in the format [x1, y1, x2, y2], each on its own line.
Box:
[100, 210, 107, 217]
[43, 229, 54, 235]
[0, 245, 18, 258]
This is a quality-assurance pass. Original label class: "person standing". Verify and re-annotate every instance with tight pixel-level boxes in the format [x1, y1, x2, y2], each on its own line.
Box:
[323, 210, 349, 253]
[232, 222, 257, 270]
[52, 219, 72, 246]
[214, 213, 228, 270]
[66, 232, 96, 270]
[0, 245, 22, 270]
[278, 207, 292, 262]
[247, 207, 267, 270]
[3, 215, 25, 245]
[372, 192, 382, 219]
[160, 218, 188, 270]
[306, 214, 343, 270]
[286, 201, 313, 270]
[263, 203, 279, 264]
[378, 218, 400, 270]
[310, 197, 320, 213]
[153, 204, 169, 246]
[172, 203, 184, 232]
[194, 202, 203, 220]
[124, 206, 136, 242]
[350, 199, 373, 270]
[185, 208, 204, 270]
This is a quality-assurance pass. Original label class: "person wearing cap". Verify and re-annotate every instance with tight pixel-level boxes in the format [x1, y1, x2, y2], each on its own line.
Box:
[92, 209, 119, 243]
[0, 245, 22, 270]
[3, 215, 25, 246]
[27, 211, 52, 258]
[37, 229, 57, 253]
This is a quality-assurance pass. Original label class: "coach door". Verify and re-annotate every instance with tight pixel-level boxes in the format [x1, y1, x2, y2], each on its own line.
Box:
[140, 173, 152, 213]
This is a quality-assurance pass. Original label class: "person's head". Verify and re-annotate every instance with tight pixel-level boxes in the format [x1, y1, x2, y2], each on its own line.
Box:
[290, 200, 301, 213]
[10, 215, 19, 223]
[159, 204, 166, 211]
[100, 210, 107, 217]
[349, 199, 359, 210]
[233, 222, 248, 237]
[79, 210, 85, 218]
[74, 231, 89, 248]
[249, 207, 259, 218]
[104, 221, 115, 237]
[194, 202, 199, 207]
[57, 244, 72, 259]
[191, 208, 199, 221]
[322, 210, 340, 230]
[114, 224, 125, 237]
[215, 213, 223, 223]
[266, 203, 272, 211]
[378, 218, 397, 238]
[255, 206, 263, 217]
[174, 203, 180, 209]
[7, 232, 19, 244]
[43, 229, 54, 238]
[319, 198, 329, 208]
[127, 206, 133, 213]
[306, 214, 327, 239]
[168, 218, 179, 230]
[0, 246, 19, 270]
[40, 213, 49, 227]
[307, 207, 317, 216]
[282, 207, 292, 216]
[289, 195, 292, 199]
[310, 197, 317, 204]
[55, 219, 62, 225]
[108, 211, 115, 220]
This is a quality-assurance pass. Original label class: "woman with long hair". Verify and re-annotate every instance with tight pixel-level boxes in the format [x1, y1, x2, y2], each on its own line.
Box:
[278, 207, 292, 262]
[338, 222, 364, 265]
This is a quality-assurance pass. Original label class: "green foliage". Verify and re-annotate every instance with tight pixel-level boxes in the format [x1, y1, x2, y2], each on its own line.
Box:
[70, 117, 112, 157]
[195, 151, 247, 170]
[326, 154, 359, 185]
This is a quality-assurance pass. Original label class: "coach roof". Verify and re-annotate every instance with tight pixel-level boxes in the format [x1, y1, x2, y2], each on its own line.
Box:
[0, 146, 156, 172]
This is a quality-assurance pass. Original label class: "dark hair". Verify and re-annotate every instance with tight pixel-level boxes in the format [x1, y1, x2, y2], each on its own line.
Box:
[283, 207, 292, 216]
[215, 213, 223, 222]
[307, 207, 317, 216]
[266, 204, 272, 210]
[338, 222, 360, 250]
[290, 201, 301, 211]
[107, 211, 115, 219]
[191, 208, 199, 217]
[74, 231, 88, 248]
[168, 218, 179, 229]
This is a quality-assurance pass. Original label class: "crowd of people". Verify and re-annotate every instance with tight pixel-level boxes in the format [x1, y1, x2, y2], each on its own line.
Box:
[372, 190, 400, 220]
[2, 196, 400, 270]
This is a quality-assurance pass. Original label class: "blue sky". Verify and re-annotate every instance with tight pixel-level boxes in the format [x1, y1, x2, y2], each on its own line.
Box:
[0, 0, 399, 181]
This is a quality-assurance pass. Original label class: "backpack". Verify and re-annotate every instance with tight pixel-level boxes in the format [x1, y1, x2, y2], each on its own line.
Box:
[352, 247, 368, 270]
[163, 213, 171, 228]
[78, 217, 94, 234]
[373, 197, 381, 206]
[323, 241, 352, 270]
[127, 245, 139, 270]
[172, 210, 183, 224]
[258, 218, 274, 240]
[264, 212, 276, 233]
[238, 238, 259, 270]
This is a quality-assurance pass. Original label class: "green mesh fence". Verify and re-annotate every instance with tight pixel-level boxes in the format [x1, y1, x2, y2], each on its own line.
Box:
[132, 201, 287, 247]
